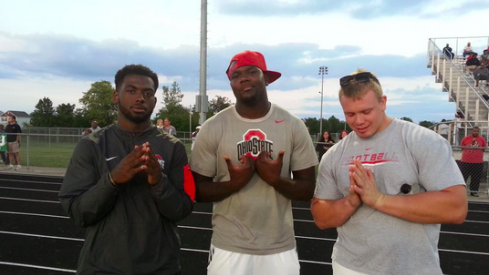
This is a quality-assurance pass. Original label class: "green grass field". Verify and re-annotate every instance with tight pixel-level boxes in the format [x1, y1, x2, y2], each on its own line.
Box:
[15, 142, 193, 168]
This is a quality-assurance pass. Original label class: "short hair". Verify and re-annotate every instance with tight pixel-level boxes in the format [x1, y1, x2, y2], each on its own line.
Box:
[114, 64, 159, 91]
[10, 115, 16, 121]
[473, 126, 480, 131]
[338, 69, 383, 101]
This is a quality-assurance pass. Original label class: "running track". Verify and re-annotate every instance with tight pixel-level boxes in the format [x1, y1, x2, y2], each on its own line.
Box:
[0, 173, 488, 275]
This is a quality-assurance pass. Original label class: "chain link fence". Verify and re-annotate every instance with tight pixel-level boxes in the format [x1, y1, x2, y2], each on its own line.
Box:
[0, 132, 487, 199]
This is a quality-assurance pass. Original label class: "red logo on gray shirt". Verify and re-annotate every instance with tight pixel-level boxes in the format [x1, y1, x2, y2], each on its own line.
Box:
[236, 129, 274, 160]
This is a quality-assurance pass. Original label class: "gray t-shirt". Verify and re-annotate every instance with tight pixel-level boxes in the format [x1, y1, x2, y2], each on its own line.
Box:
[315, 119, 465, 275]
[191, 104, 318, 255]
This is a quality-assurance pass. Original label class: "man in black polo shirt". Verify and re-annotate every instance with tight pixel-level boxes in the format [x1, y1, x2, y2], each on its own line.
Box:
[5, 115, 22, 170]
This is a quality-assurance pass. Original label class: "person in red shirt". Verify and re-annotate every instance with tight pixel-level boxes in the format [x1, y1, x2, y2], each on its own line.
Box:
[460, 127, 487, 197]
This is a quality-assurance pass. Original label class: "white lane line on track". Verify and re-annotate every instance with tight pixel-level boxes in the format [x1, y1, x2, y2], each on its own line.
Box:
[0, 178, 62, 185]
[0, 186, 59, 193]
[439, 248, 489, 256]
[299, 259, 332, 265]
[296, 235, 337, 242]
[468, 210, 489, 214]
[2, 229, 489, 257]
[0, 197, 60, 203]
[440, 231, 489, 238]
[0, 211, 69, 219]
[0, 261, 76, 273]
[0, 231, 84, 242]
[464, 220, 489, 224]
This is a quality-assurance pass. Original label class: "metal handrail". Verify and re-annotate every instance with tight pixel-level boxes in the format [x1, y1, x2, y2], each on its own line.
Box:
[428, 39, 489, 113]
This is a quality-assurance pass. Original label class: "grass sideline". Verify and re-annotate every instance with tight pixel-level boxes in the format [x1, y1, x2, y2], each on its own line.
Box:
[15, 141, 193, 168]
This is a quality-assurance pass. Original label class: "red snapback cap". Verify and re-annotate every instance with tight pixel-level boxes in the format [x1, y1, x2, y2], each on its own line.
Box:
[226, 50, 281, 84]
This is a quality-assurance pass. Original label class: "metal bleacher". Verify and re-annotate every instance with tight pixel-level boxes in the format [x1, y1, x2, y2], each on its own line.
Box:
[427, 36, 489, 125]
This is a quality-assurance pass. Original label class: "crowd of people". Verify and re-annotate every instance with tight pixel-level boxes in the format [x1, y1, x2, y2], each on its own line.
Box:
[54, 51, 472, 275]
[443, 42, 489, 88]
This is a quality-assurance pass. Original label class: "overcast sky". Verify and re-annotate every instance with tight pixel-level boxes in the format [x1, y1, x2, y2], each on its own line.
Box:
[1, 0, 488, 123]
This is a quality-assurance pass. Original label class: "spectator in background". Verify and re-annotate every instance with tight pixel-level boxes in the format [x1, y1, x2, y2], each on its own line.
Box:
[439, 119, 449, 140]
[340, 129, 349, 140]
[454, 113, 463, 145]
[156, 118, 164, 130]
[474, 64, 489, 88]
[464, 42, 474, 57]
[191, 125, 201, 151]
[316, 131, 335, 162]
[82, 121, 101, 137]
[466, 53, 481, 74]
[443, 44, 454, 59]
[460, 127, 487, 197]
[0, 125, 7, 165]
[162, 117, 177, 136]
[6, 115, 22, 170]
[481, 50, 488, 66]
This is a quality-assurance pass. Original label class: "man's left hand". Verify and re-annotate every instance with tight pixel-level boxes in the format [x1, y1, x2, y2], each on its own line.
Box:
[141, 142, 163, 185]
[255, 150, 284, 186]
[350, 159, 385, 209]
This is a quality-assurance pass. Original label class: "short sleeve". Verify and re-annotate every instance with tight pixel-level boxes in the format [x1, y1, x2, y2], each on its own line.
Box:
[189, 121, 219, 178]
[290, 118, 319, 171]
[412, 131, 465, 191]
[314, 149, 343, 200]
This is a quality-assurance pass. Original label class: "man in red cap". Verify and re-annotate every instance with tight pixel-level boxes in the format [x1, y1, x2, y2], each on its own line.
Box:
[190, 50, 318, 274]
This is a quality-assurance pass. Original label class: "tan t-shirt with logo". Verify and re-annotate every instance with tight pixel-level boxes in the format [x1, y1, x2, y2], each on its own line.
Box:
[190, 104, 318, 255]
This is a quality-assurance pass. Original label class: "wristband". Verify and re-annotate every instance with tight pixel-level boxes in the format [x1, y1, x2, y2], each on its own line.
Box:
[108, 172, 117, 187]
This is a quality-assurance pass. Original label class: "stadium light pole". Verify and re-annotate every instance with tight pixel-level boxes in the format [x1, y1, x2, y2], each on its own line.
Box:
[318, 66, 328, 136]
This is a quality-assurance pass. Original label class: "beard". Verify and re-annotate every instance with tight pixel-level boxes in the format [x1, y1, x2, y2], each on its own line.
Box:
[119, 104, 153, 124]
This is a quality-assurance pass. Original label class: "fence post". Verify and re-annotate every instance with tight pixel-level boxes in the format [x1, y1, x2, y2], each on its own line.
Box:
[26, 135, 30, 168]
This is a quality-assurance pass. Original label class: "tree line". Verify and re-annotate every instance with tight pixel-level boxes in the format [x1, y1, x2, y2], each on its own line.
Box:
[28, 80, 436, 132]
[28, 81, 232, 131]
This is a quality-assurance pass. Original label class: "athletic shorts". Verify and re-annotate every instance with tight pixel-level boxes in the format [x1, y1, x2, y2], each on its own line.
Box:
[333, 261, 369, 275]
[7, 142, 19, 153]
[207, 245, 300, 275]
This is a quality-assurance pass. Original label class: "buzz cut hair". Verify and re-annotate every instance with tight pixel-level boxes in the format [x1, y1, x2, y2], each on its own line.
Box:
[115, 64, 159, 91]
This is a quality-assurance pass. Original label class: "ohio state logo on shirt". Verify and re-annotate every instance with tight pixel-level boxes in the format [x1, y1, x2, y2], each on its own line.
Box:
[155, 154, 165, 169]
[236, 129, 274, 160]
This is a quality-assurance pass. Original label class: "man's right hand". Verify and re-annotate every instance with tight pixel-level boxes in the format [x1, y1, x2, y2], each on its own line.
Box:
[224, 155, 255, 190]
[347, 166, 361, 208]
[110, 145, 147, 185]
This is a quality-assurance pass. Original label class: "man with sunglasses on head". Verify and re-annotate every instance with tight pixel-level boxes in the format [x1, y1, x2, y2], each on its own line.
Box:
[190, 50, 318, 275]
[311, 69, 468, 275]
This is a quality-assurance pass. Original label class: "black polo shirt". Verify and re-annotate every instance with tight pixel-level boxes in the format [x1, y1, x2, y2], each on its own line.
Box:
[5, 123, 21, 142]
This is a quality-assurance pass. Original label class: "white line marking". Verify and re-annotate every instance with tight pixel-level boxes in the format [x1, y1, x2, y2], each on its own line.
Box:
[464, 220, 489, 224]
[181, 248, 209, 253]
[0, 211, 68, 219]
[296, 235, 336, 242]
[178, 225, 212, 231]
[439, 248, 489, 256]
[191, 211, 212, 215]
[0, 186, 59, 193]
[0, 178, 62, 185]
[0, 231, 84, 242]
[441, 231, 489, 238]
[0, 261, 76, 273]
[106, 156, 118, 161]
[0, 197, 60, 203]
[468, 210, 489, 214]
[299, 259, 332, 265]
[292, 207, 310, 211]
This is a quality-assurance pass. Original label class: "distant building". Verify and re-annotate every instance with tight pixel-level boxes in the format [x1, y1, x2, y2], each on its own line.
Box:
[1, 110, 30, 127]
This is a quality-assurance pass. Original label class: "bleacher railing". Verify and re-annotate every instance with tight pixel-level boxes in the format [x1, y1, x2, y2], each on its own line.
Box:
[427, 37, 489, 123]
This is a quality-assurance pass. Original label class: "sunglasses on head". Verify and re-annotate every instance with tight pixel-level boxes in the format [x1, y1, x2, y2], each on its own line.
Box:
[339, 72, 380, 87]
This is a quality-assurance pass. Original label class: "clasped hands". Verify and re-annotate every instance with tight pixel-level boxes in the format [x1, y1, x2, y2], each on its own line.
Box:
[224, 150, 285, 189]
[110, 142, 162, 186]
[347, 159, 385, 209]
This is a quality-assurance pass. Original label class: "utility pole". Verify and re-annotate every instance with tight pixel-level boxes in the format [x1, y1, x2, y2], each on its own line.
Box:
[318, 66, 328, 135]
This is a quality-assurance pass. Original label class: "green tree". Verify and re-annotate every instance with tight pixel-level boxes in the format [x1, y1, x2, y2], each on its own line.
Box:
[157, 81, 196, 133]
[79, 81, 117, 126]
[208, 95, 232, 117]
[400, 117, 413, 123]
[73, 108, 90, 128]
[419, 120, 435, 129]
[55, 103, 75, 127]
[30, 97, 55, 126]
